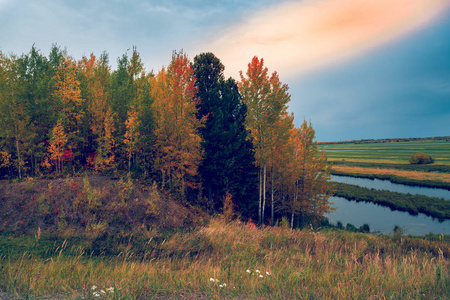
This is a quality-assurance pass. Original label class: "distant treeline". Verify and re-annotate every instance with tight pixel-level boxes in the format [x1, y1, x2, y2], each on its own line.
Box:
[319, 136, 450, 145]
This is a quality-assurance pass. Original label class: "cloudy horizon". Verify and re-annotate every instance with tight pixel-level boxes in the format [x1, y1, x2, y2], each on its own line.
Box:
[1, 0, 449, 141]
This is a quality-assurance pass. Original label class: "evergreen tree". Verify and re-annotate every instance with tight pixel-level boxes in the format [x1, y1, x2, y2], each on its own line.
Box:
[20, 46, 56, 175]
[0, 54, 36, 179]
[193, 52, 257, 216]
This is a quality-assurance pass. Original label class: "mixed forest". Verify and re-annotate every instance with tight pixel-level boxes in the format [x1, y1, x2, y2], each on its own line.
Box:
[0, 46, 332, 226]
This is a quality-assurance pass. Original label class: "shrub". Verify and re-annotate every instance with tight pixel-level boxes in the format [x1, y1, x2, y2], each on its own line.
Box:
[409, 152, 434, 165]
[359, 223, 370, 233]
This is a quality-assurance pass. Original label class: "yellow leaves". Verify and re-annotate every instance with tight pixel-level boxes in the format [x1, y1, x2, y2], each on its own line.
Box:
[124, 106, 140, 149]
[94, 108, 116, 173]
[53, 55, 84, 138]
[222, 191, 236, 222]
[0, 151, 12, 168]
[47, 119, 68, 174]
[150, 53, 203, 197]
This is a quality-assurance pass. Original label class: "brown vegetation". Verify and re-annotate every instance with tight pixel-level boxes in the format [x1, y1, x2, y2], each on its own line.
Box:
[332, 165, 450, 184]
[0, 176, 207, 236]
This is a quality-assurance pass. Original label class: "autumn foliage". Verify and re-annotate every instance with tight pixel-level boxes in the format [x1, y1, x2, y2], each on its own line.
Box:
[0, 47, 333, 225]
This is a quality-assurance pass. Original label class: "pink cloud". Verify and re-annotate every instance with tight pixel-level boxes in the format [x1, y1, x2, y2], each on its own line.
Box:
[201, 0, 450, 79]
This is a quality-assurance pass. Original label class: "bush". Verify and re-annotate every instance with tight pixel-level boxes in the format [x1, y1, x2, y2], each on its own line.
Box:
[409, 152, 434, 165]
[359, 224, 370, 233]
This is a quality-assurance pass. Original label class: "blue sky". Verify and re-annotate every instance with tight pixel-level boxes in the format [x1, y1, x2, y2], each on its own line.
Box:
[1, 0, 449, 141]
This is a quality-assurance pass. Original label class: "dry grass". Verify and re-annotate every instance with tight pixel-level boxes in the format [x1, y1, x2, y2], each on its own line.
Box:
[328, 158, 405, 164]
[332, 165, 450, 184]
[1, 219, 449, 299]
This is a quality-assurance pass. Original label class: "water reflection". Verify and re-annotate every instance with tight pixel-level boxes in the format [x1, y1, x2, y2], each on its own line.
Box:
[332, 175, 450, 200]
[326, 196, 450, 235]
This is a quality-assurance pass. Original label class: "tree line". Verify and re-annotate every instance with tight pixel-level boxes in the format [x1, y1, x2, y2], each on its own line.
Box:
[0, 46, 333, 227]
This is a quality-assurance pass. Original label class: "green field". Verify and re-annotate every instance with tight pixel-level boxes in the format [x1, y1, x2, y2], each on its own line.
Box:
[319, 140, 450, 165]
[318, 139, 450, 189]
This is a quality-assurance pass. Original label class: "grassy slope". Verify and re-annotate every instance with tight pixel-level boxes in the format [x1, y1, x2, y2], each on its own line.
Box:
[0, 219, 449, 299]
[0, 175, 208, 237]
[0, 171, 449, 298]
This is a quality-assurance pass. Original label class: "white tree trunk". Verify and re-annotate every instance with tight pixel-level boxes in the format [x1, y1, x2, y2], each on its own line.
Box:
[262, 164, 266, 225]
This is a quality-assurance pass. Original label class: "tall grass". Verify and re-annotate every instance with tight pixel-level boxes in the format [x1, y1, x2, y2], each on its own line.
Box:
[1, 219, 449, 299]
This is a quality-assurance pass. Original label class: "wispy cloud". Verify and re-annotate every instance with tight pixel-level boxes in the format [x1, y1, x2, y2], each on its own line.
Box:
[201, 0, 450, 79]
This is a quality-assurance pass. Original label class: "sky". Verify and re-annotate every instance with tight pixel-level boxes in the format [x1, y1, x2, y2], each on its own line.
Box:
[1, 0, 449, 141]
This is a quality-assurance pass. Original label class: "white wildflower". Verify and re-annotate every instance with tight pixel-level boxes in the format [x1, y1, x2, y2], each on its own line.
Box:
[223, 283, 227, 287]
[93, 292, 100, 297]
[246, 269, 251, 273]
[259, 274, 263, 278]
[266, 271, 270, 276]
[106, 287, 114, 293]
[210, 278, 215, 282]
[219, 284, 223, 288]
[91, 285, 97, 290]
[255, 270, 260, 273]
[100, 290, 106, 294]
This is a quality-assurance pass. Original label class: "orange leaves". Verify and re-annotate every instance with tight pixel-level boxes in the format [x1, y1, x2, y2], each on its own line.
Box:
[47, 119, 68, 174]
[53, 55, 84, 153]
[289, 120, 333, 221]
[94, 107, 116, 173]
[124, 106, 141, 172]
[78, 53, 107, 137]
[151, 52, 203, 198]
[54, 55, 83, 114]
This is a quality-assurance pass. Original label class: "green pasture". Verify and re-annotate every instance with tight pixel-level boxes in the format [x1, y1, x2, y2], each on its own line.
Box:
[319, 140, 450, 165]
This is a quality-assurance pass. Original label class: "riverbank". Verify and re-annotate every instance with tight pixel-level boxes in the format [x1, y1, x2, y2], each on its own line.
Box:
[1, 219, 449, 299]
[332, 182, 450, 220]
[331, 166, 450, 190]
[319, 138, 450, 191]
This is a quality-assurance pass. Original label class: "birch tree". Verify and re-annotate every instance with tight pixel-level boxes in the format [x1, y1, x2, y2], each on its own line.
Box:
[287, 121, 334, 228]
[239, 56, 291, 224]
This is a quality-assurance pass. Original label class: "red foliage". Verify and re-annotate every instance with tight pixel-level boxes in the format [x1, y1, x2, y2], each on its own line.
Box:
[84, 152, 96, 169]
[247, 219, 256, 229]
[63, 150, 73, 161]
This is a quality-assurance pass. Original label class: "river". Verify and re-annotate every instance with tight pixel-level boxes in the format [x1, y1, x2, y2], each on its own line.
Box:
[326, 196, 450, 235]
[332, 175, 450, 200]
[326, 175, 450, 235]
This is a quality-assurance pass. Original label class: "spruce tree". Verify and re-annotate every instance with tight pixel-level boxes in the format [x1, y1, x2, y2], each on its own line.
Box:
[193, 52, 257, 216]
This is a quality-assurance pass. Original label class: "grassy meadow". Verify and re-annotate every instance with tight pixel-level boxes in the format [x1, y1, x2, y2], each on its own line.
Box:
[319, 139, 450, 165]
[1, 219, 449, 299]
[319, 139, 450, 189]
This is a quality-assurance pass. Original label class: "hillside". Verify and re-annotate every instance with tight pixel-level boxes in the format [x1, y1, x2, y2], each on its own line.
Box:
[0, 176, 208, 237]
